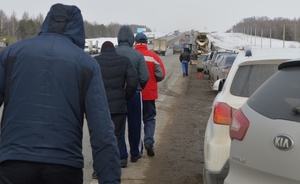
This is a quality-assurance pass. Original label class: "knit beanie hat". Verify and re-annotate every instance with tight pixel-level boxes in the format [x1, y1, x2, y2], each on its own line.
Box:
[101, 41, 115, 52]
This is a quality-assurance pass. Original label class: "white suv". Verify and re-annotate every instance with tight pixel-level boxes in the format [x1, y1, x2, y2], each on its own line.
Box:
[203, 47, 300, 184]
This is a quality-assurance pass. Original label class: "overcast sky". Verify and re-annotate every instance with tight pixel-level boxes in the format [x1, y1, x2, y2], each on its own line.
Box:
[2, 0, 300, 33]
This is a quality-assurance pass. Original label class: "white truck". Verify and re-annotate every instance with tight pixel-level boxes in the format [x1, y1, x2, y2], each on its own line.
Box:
[91, 40, 99, 54]
[84, 41, 92, 55]
[147, 34, 155, 44]
[153, 39, 167, 56]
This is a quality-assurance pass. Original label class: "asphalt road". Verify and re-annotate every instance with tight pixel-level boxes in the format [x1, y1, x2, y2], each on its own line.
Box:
[84, 42, 216, 183]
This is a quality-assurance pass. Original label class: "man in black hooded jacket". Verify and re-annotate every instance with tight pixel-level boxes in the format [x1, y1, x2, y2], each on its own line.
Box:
[0, 4, 120, 184]
[92, 41, 138, 177]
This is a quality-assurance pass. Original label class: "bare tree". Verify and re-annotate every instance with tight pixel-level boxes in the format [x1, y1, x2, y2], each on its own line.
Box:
[8, 10, 19, 37]
[0, 10, 8, 35]
[22, 11, 30, 20]
[35, 13, 44, 25]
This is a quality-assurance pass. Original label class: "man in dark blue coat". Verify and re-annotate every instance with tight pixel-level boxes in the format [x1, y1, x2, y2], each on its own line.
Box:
[0, 4, 120, 184]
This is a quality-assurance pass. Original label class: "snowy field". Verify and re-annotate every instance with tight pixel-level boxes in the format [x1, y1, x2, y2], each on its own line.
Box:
[207, 32, 300, 52]
[86, 31, 300, 51]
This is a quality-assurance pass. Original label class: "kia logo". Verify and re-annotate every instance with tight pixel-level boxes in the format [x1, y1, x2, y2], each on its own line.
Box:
[273, 134, 294, 151]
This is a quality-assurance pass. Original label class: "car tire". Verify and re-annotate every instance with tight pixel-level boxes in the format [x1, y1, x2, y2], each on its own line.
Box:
[203, 166, 208, 184]
[203, 166, 226, 184]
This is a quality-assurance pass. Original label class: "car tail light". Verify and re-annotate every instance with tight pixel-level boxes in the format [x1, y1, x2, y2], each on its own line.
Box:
[230, 108, 250, 141]
[213, 102, 237, 125]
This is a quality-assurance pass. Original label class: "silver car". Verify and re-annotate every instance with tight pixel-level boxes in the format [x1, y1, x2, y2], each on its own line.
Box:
[203, 48, 300, 184]
[225, 59, 300, 184]
[215, 54, 237, 80]
[197, 53, 210, 72]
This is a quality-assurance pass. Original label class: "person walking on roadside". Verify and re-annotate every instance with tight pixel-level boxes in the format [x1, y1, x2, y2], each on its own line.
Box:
[92, 41, 138, 177]
[116, 26, 149, 168]
[134, 33, 166, 157]
[0, 4, 121, 184]
[180, 49, 191, 77]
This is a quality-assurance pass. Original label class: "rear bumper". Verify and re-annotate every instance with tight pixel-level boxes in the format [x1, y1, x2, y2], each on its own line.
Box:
[204, 120, 231, 173]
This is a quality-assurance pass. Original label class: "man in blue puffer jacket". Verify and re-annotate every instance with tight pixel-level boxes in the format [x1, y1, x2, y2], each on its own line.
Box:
[0, 3, 120, 184]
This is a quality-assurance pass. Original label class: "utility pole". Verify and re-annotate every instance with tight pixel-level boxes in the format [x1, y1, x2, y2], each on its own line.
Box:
[283, 24, 285, 48]
[261, 29, 263, 48]
[254, 28, 256, 46]
[270, 29, 272, 48]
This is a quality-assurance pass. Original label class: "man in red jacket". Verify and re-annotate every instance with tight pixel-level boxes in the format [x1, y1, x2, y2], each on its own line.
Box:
[134, 33, 166, 156]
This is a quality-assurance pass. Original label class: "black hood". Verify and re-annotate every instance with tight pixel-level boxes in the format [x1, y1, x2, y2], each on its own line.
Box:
[39, 3, 85, 49]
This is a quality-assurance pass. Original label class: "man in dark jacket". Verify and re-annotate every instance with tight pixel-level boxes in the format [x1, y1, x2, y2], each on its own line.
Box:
[116, 26, 149, 168]
[94, 40, 138, 157]
[180, 49, 191, 77]
[0, 4, 120, 184]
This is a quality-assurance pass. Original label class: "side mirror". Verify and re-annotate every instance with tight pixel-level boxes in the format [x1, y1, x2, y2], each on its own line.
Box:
[212, 78, 226, 92]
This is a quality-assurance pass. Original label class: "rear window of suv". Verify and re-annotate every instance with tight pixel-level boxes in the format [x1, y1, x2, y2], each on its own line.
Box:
[247, 67, 300, 121]
[230, 64, 279, 97]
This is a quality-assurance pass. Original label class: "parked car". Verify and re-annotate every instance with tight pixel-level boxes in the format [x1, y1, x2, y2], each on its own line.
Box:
[203, 60, 211, 74]
[211, 54, 237, 87]
[204, 51, 214, 75]
[203, 48, 300, 184]
[173, 44, 183, 54]
[217, 55, 236, 79]
[197, 53, 210, 72]
[207, 49, 234, 80]
[225, 59, 300, 184]
[209, 52, 235, 81]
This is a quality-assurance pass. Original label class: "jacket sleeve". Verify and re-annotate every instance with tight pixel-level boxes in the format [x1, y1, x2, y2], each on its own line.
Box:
[179, 54, 182, 62]
[84, 63, 121, 183]
[153, 54, 166, 82]
[125, 59, 138, 101]
[137, 52, 149, 89]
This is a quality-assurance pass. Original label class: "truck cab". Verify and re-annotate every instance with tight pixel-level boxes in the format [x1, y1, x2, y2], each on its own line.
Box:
[147, 34, 155, 45]
[84, 41, 92, 55]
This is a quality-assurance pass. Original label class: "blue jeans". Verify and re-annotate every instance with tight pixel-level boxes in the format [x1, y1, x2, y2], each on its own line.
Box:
[143, 100, 156, 146]
[181, 60, 188, 75]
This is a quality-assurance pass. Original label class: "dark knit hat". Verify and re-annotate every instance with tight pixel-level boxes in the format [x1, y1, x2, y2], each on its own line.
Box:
[101, 41, 115, 52]
[135, 33, 148, 43]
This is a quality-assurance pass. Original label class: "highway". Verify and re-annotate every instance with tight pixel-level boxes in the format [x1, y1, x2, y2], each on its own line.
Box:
[0, 33, 190, 184]
[83, 34, 189, 184]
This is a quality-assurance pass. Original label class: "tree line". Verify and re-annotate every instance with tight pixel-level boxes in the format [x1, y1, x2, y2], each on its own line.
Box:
[0, 9, 152, 41]
[1, 9, 300, 43]
[231, 16, 300, 42]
